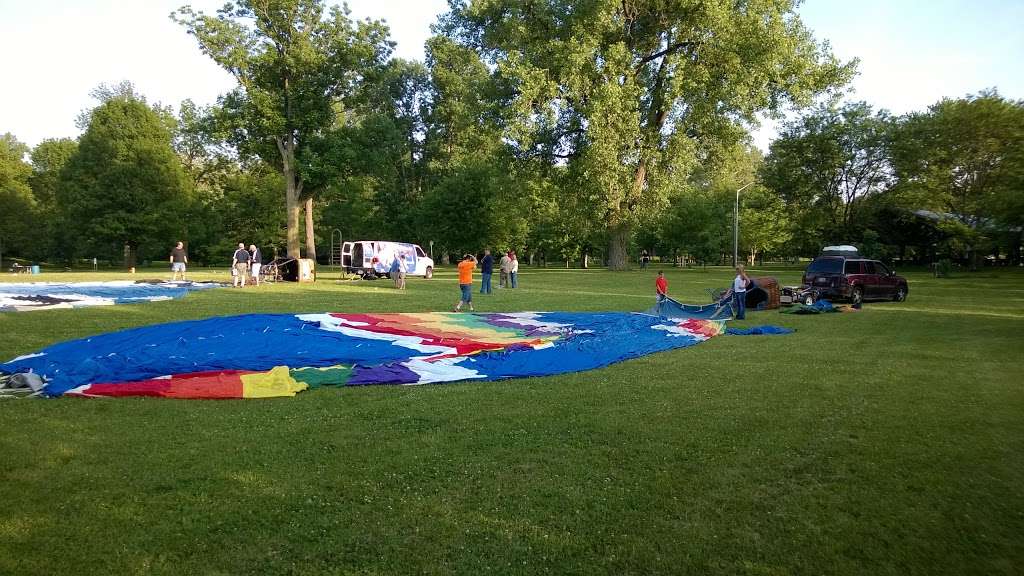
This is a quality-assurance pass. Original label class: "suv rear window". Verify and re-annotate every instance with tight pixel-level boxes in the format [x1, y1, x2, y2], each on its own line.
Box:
[807, 258, 843, 274]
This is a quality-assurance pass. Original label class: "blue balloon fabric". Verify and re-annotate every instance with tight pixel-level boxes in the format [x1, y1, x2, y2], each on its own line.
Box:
[725, 326, 795, 336]
[1, 312, 732, 397]
[0, 281, 220, 312]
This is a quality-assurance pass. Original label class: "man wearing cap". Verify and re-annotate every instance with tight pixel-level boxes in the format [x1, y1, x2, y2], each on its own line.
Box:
[232, 243, 251, 288]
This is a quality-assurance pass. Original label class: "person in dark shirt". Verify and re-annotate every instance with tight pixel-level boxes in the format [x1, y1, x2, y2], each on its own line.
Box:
[169, 241, 188, 281]
[479, 249, 494, 294]
[232, 243, 251, 287]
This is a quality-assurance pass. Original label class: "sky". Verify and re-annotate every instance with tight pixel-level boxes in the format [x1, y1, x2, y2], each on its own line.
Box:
[1, 0, 1022, 151]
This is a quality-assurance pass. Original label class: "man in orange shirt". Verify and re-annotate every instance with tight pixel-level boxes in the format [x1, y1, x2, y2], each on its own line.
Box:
[454, 253, 478, 312]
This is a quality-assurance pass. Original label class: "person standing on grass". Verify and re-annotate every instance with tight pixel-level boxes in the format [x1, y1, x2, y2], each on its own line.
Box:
[499, 251, 511, 288]
[389, 252, 402, 289]
[232, 243, 250, 288]
[480, 249, 494, 294]
[655, 270, 668, 315]
[249, 244, 262, 286]
[509, 250, 519, 288]
[727, 264, 750, 320]
[397, 253, 407, 290]
[169, 241, 188, 281]
[454, 253, 478, 312]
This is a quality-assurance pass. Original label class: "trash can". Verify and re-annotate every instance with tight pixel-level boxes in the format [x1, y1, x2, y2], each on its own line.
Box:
[30, 265, 40, 274]
[297, 258, 316, 283]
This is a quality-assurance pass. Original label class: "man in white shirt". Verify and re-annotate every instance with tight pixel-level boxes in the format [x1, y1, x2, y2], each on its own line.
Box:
[729, 265, 749, 319]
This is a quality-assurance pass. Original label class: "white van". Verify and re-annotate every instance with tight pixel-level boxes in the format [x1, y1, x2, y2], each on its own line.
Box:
[341, 241, 434, 279]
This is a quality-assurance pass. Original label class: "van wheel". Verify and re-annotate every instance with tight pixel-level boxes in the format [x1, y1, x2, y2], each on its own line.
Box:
[894, 286, 907, 302]
[424, 266, 433, 279]
[851, 286, 863, 306]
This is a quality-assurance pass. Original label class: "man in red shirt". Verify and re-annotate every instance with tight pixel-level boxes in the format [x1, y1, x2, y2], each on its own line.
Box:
[454, 254, 478, 312]
[655, 271, 669, 315]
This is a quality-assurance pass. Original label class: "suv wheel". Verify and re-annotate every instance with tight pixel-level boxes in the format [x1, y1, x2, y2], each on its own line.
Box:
[851, 286, 863, 306]
[894, 286, 907, 302]
[424, 266, 433, 279]
[803, 294, 815, 306]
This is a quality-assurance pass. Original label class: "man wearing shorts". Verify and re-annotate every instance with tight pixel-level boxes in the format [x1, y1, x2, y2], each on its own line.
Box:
[170, 241, 188, 280]
[454, 253, 477, 312]
[232, 243, 251, 287]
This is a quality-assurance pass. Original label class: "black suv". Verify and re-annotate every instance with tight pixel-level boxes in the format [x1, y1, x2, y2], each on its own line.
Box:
[802, 257, 909, 305]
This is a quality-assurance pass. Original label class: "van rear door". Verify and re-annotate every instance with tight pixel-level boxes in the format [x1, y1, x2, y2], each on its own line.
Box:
[341, 242, 354, 268]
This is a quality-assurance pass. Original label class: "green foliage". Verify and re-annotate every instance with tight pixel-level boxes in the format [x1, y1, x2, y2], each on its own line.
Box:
[174, 99, 234, 191]
[440, 0, 853, 267]
[0, 133, 35, 259]
[173, 0, 394, 257]
[418, 158, 517, 255]
[25, 139, 78, 260]
[58, 97, 191, 263]
[740, 185, 793, 264]
[661, 186, 731, 265]
[891, 90, 1024, 237]
[761, 101, 893, 244]
[196, 166, 288, 263]
[308, 59, 431, 244]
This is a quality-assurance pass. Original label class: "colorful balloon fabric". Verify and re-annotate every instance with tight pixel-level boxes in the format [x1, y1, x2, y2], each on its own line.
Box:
[0, 281, 220, 312]
[0, 312, 727, 399]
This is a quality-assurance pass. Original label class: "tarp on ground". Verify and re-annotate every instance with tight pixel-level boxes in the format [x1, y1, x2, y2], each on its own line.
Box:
[0, 281, 221, 312]
[0, 312, 728, 398]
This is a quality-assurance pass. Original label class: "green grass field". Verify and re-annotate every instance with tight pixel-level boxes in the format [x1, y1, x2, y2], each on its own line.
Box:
[1, 266, 1022, 575]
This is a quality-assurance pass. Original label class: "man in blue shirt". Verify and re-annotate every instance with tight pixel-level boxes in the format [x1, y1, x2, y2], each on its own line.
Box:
[479, 249, 494, 294]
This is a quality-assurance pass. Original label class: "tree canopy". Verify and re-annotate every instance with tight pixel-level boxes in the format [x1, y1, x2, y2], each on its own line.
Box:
[173, 0, 393, 259]
[437, 0, 854, 268]
[58, 96, 191, 265]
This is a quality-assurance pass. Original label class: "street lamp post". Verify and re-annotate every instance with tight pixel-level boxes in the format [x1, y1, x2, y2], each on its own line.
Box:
[733, 181, 754, 267]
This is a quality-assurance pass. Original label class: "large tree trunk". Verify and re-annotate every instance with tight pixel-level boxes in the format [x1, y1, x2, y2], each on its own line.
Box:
[285, 175, 301, 258]
[606, 223, 631, 270]
[281, 140, 301, 259]
[304, 196, 317, 261]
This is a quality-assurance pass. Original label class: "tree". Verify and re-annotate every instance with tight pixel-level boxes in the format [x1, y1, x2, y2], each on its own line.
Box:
[173, 0, 393, 259]
[174, 99, 233, 191]
[28, 138, 78, 260]
[0, 134, 35, 261]
[439, 0, 853, 269]
[761, 101, 893, 245]
[58, 96, 191, 265]
[660, 187, 731, 267]
[890, 91, 1024, 266]
[740, 186, 792, 265]
[202, 164, 288, 263]
[308, 58, 431, 245]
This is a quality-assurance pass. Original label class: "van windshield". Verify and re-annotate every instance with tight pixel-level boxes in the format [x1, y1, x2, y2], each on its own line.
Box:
[807, 258, 843, 274]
